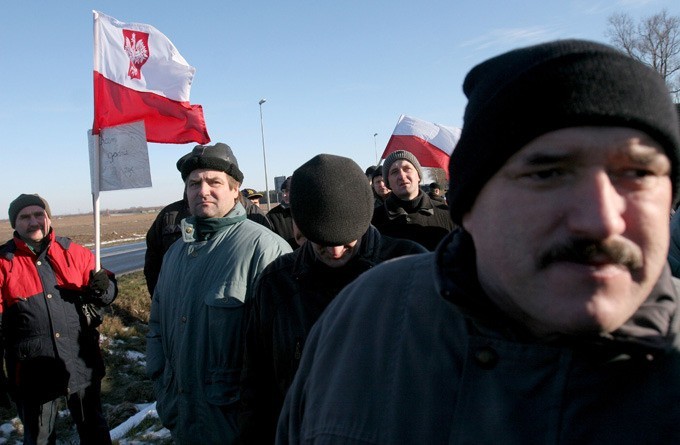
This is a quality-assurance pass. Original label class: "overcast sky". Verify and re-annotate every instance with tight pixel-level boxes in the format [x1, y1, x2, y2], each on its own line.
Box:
[1, 0, 677, 215]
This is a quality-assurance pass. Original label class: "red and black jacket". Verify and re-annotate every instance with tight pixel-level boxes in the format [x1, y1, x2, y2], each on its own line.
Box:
[0, 231, 116, 401]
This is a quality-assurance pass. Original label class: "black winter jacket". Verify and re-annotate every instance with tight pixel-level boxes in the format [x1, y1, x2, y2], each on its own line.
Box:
[239, 226, 426, 444]
[372, 192, 454, 251]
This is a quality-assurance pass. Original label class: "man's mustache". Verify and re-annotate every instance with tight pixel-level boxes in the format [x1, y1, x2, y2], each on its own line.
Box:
[538, 238, 643, 271]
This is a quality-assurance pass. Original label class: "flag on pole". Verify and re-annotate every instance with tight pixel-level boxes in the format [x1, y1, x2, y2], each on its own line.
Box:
[92, 10, 210, 144]
[381, 115, 460, 177]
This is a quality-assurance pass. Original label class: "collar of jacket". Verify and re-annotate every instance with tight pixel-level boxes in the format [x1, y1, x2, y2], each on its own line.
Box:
[432, 229, 680, 355]
[292, 225, 382, 282]
[385, 191, 434, 219]
[180, 202, 247, 242]
[13, 228, 56, 257]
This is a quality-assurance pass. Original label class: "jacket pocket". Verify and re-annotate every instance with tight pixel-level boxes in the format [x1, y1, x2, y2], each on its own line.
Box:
[11, 337, 43, 360]
[206, 280, 248, 306]
[204, 368, 240, 407]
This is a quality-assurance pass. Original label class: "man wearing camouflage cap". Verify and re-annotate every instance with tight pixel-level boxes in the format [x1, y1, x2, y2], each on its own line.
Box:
[279, 40, 680, 443]
[146, 143, 291, 444]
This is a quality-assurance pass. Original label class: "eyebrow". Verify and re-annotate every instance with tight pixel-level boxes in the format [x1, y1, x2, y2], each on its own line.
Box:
[519, 152, 577, 165]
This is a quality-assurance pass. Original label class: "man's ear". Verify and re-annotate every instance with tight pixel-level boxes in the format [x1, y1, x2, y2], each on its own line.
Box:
[292, 221, 307, 247]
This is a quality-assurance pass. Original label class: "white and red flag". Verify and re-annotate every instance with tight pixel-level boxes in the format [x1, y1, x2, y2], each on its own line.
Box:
[381, 115, 460, 177]
[92, 10, 210, 144]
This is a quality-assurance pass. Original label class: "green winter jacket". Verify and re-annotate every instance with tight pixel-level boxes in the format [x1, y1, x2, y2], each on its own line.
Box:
[146, 203, 291, 444]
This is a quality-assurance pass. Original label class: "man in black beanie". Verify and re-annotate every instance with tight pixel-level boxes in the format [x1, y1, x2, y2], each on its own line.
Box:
[278, 40, 680, 444]
[372, 149, 454, 250]
[239, 154, 426, 444]
[146, 143, 291, 444]
[0, 194, 117, 444]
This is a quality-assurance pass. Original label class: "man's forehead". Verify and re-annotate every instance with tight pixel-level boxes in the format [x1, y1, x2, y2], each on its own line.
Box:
[188, 168, 229, 180]
[390, 159, 415, 170]
[17, 205, 45, 216]
[509, 127, 668, 164]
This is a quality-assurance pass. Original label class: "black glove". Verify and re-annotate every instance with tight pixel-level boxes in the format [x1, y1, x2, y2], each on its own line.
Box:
[88, 269, 110, 296]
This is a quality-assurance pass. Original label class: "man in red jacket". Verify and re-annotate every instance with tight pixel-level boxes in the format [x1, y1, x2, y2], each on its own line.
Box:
[0, 194, 117, 445]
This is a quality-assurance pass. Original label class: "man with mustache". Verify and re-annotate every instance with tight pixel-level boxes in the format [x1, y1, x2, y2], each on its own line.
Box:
[0, 194, 117, 444]
[146, 143, 291, 444]
[278, 40, 680, 444]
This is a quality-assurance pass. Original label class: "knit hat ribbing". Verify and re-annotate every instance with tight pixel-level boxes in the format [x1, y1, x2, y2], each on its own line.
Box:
[290, 154, 373, 246]
[180, 143, 244, 183]
[447, 39, 680, 224]
[382, 150, 423, 188]
[9, 194, 51, 228]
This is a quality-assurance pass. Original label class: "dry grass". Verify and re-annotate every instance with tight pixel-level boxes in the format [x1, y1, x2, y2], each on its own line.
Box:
[0, 210, 160, 247]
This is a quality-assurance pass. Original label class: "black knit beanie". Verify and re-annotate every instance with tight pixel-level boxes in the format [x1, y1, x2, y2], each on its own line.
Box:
[290, 154, 374, 246]
[448, 39, 680, 224]
[180, 142, 244, 183]
[9, 194, 51, 228]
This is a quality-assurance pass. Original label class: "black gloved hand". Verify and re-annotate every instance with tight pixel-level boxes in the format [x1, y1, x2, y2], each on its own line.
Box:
[88, 269, 110, 296]
[55, 283, 88, 303]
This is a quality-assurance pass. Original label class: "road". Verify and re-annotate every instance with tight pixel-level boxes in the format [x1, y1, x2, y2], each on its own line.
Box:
[99, 241, 146, 275]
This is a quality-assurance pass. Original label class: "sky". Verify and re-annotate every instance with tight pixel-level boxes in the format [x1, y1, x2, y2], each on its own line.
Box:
[1, 0, 679, 216]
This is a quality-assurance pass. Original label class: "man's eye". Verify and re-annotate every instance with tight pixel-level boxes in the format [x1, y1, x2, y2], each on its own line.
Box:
[524, 168, 564, 180]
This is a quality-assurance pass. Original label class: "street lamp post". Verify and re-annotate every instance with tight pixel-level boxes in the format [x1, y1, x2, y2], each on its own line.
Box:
[259, 99, 271, 210]
[373, 133, 379, 165]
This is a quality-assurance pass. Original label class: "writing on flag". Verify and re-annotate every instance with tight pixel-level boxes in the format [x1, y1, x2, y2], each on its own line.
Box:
[93, 10, 210, 144]
[381, 115, 460, 177]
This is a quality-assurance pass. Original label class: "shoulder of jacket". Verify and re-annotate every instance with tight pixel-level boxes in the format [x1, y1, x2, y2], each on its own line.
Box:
[0, 239, 17, 261]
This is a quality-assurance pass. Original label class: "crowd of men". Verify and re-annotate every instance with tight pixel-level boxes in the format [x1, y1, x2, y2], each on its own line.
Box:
[1, 37, 680, 444]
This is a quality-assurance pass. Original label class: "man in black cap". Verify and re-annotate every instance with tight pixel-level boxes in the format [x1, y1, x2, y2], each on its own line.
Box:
[370, 167, 391, 208]
[0, 194, 117, 444]
[267, 176, 298, 250]
[144, 151, 272, 296]
[239, 154, 426, 444]
[278, 40, 680, 443]
[372, 149, 454, 250]
[146, 143, 291, 444]
[428, 181, 446, 203]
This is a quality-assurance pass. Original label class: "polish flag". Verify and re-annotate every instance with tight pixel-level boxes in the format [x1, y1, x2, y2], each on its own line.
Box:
[93, 11, 210, 144]
[381, 115, 460, 177]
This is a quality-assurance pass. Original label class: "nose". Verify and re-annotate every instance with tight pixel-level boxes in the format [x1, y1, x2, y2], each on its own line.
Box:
[566, 170, 626, 239]
[325, 246, 346, 258]
[198, 181, 211, 197]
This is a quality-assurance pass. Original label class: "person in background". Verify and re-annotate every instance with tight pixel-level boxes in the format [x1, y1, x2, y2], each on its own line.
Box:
[372, 150, 454, 250]
[371, 167, 391, 208]
[428, 182, 446, 203]
[267, 177, 298, 250]
[242, 188, 263, 208]
[239, 154, 426, 444]
[146, 143, 291, 444]
[278, 39, 680, 444]
[144, 152, 272, 296]
[365, 165, 378, 183]
[0, 194, 117, 445]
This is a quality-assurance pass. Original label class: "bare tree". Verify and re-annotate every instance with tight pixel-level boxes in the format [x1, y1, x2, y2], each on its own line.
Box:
[606, 9, 680, 98]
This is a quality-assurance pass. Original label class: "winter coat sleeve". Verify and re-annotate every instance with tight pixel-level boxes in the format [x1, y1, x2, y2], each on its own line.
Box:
[146, 284, 165, 380]
[669, 211, 680, 278]
[239, 273, 279, 444]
